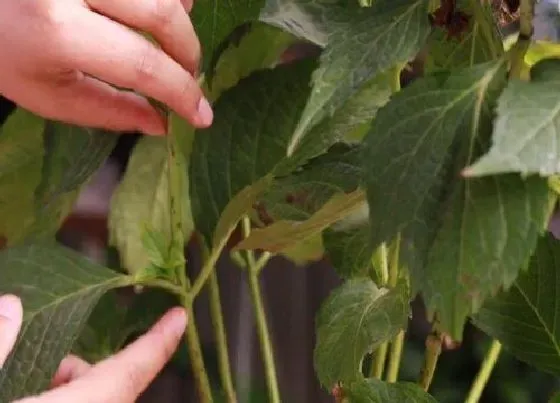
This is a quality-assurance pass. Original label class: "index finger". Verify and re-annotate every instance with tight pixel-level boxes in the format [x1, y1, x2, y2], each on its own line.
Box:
[38, 307, 187, 403]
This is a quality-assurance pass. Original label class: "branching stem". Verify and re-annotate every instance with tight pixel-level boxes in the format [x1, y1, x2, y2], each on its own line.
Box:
[510, 0, 535, 79]
[419, 332, 443, 391]
[242, 217, 279, 403]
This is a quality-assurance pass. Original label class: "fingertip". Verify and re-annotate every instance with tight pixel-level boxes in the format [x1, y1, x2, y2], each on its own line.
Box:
[0, 294, 23, 325]
[162, 307, 188, 338]
[195, 97, 213, 128]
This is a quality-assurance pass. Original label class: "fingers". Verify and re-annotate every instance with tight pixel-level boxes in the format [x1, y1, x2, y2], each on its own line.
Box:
[37, 307, 187, 403]
[26, 72, 167, 135]
[51, 355, 91, 388]
[62, 9, 212, 128]
[85, 0, 201, 75]
[0, 294, 23, 368]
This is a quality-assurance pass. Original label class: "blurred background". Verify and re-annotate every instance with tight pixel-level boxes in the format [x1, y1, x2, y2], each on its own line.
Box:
[2, 1, 560, 402]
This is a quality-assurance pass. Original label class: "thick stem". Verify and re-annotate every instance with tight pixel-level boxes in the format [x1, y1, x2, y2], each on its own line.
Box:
[465, 340, 502, 403]
[166, 112, 213, 402]
[241, 217, 279, 403]
[369, 243, 389, 379]
[370, 343, 389, 379]
[509, 0, 535, 79]
[385, 234, 404, 382]
[418, 332, 443, 392]
[208, 271, 237, 403]
[386, 331, 405, 383]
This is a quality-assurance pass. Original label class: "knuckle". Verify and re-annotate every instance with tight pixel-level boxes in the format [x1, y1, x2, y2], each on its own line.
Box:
[133, 44, 162, 84]
[150, 0, 177, 28]
[176, 76, 200, 110]
[122, 363, 146, 394]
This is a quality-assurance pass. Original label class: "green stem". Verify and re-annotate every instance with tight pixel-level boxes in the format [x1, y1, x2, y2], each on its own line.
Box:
[189, 237, 228, 299]
[135, 278, 188, 298]
[248, 268, 279, 403]
[242, 217, 279, 403]
[370, 343, 389, 379]
[209, 271, 237, 403]
[369, 243, 389, 379]
[509, 0, 535, 79]
[418, 332, 443, 392]
[386, 331, 405, 383]
[165, 112, 213, 402]
[385, 234, 404, 382]
[465, 340, 502, 403]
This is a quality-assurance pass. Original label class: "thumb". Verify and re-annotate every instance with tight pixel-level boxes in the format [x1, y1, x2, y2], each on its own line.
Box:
[0, 294, 23, 368]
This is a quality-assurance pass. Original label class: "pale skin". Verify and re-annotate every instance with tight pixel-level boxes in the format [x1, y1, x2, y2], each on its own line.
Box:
[0, 294, 188, 402]
[0, 0, 213, 134]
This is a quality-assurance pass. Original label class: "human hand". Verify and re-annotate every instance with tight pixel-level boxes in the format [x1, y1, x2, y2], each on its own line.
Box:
[0, 294, 188, 403]
[0, 0, 213, 135]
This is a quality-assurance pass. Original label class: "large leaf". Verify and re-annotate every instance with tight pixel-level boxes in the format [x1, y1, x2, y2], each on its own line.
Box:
[466, 59, 560, 177]
[286, 0, 431, 155]
[314, 278, 409, 387]
[208, 22, 296, 101]
[364, 61, 553, 338]
[345, 378, 437, 403]
[0, 243, 130, 400]
[109, 114, 193, 274]
[473, 233, 560, 376]
[191, 0, 265, 71]
[234, 189, 365, 252]
[189, 60, 316, 245]
[0, 109, 45, 245]
[0, 111, 115, 245]
[73, 288, 178, 363]
[425, 0, 502, 72]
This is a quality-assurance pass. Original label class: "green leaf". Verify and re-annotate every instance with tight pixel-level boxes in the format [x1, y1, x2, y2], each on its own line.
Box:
[234, 189, 365, 253]
[345, 378, 437, 403]
[0, 111, 115, 245]
[364, 61, 553, 338]
[208, 22, 295, 101]
[323, 225, 372, 279]
[73, 288, 178, 363]
[466, 59, 560, 177]
[191, 0, 265, 71]
[0, 109, 45, 244]
[261, 143, 362, 222]
[287, 0, 431, 155]
[0, 243, 129, 400]
[314, 278, 409, 387]
[109, 114, 194, 274]
[472, 233, 560, 376]
[425, 0, 502, 72]
[189, 60, 316, 245]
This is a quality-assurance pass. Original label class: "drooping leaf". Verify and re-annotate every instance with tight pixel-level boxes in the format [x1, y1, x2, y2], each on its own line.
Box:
[314, 278, 409, 387]
[0, 111, 115, 245]
[73, 288, 178, 363]
[234, 189, 366, 253]
[0, 243, 130, 400]
[208, 22, 296, 101]
[109, 114, 194, 274]
[261, 143, 362, 222]
[425, 0, 502, 72]
[345, 378, 437, 403]
[473, 233, 560, 376]
[191, 0, 265, 71]
[466, 59, 560, 177]
[364, 61, 552, 338]
[286, 0, 431, 155]
[189, 60, 316, 245]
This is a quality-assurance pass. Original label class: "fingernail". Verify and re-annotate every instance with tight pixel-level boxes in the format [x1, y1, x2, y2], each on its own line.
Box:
[197, 97, 213, 127]
[0, 294, 21, 323]
[167, 307, 188, 337]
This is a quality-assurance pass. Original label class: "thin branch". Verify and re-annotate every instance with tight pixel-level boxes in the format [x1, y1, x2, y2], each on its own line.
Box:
[465, 340, 502, 403]
[418, 332, 443, 391]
